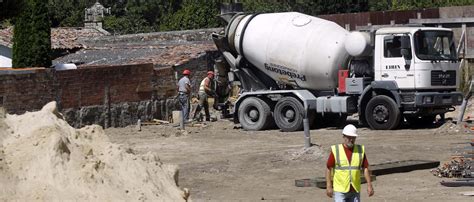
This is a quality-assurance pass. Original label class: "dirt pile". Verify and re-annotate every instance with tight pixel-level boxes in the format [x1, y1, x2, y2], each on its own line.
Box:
[0, 102, 188, 201]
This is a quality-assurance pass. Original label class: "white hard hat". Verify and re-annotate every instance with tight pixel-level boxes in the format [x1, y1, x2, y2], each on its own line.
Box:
[342, 124, 358, 137]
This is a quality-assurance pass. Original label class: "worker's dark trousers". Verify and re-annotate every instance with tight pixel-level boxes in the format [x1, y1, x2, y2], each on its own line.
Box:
[194, 92, 210, 121]
[178, 93, 190, 120]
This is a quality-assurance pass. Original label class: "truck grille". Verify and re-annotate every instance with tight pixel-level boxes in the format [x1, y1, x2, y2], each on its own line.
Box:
[400, 93, 415, 103]
[431, 70, 456, 86]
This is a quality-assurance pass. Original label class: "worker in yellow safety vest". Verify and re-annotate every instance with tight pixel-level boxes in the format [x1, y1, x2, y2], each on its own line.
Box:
[326, 124, 374, 201]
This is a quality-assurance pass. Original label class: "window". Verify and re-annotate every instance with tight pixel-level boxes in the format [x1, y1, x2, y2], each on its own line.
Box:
[384, 36, 404, 58]
[414, 30, 456, 60]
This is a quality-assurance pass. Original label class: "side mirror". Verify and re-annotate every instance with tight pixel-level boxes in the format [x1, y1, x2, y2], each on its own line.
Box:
[400, 36, 410, 49]
[401, 49, 412, 60]
[401, 49, 411, 70]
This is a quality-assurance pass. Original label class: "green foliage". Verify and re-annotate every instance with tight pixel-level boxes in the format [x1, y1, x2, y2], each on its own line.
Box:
[12, 0, 51, 68]
[48, 0, 92, 27]
[369, 0, 474, 11]
[1, 19, 13, 29]
[103, 0, 185, 34]
[3, 0, 474, 34]
[240, 0, 290, 13]
[0, 0, 21, 22]
[104, 14, 152, 35]
[160, 1, 222, 31]
[240, 0, 368, 15]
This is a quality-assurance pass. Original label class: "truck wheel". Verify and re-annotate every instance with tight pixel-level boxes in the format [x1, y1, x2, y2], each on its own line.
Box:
[274, 97, 304, 132]
[238, 97, 272, 131]
[365, 95, 401, 130]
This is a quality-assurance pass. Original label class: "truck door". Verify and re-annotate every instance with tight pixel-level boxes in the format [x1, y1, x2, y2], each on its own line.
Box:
[379, 35, 415, 89]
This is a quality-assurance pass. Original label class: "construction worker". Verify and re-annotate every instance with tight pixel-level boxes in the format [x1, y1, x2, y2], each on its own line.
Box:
[177, 69, 192, 122]
[326, 124, 374, 201]
[194, 71, 216, 122]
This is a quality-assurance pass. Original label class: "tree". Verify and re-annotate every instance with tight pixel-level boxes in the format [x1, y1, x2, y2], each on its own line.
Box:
[12, 0, 52, 68]
[160, 0, 221, 31]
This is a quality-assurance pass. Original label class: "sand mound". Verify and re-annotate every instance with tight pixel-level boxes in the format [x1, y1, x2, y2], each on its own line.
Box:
[0, 102, 188, 201]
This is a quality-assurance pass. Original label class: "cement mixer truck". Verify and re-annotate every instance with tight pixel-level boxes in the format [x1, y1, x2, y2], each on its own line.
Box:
[212, 12, 463, 131]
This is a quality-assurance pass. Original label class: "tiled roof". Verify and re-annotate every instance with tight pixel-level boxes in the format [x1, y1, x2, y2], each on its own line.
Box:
[51, 27, 107, 49]
[130, 43, 217, 67]
[0, 27, 108, 49]
[0, 27, 13, 47]
[53, 28, 221, 68]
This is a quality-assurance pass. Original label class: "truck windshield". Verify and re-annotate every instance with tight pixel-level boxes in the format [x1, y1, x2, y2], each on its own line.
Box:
[414, 30, 457, 61]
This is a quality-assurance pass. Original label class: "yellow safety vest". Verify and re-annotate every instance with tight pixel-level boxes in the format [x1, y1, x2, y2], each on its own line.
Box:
[331, 144, 365, 193]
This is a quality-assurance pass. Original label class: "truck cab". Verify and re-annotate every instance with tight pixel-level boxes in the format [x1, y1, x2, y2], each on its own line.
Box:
[366, 27, 463, 128]
[374, 27, 459, 90]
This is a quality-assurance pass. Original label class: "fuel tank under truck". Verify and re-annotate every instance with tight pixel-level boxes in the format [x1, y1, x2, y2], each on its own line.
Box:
[226, 12, 351, 90]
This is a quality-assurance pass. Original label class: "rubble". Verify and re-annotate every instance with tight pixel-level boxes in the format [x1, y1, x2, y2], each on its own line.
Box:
[431, 139, 474, 179]
[431, 158, 473, 178]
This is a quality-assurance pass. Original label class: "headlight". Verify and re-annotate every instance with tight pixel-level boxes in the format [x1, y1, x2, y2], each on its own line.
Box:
[423, 96, 433, 104]
[457, 95, 463, 102]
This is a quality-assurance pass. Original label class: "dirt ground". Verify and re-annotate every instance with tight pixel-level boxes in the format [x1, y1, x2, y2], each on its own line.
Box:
[106, 111, 474, 201]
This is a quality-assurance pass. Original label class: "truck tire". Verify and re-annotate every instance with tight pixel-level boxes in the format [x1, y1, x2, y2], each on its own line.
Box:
[274, 97, 304, 132]
[238, 97, 272, 131]
[365, 95, 401, 130]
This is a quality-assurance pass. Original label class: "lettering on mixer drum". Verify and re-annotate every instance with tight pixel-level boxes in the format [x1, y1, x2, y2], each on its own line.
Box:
[264, 63, 307, 81]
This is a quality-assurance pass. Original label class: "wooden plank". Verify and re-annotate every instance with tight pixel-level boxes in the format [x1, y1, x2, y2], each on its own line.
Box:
[295, 175, 375, 188]
[296, 160, 439, 188]
[153, 119, 170, 124]
[440, 180, 474, 187]
[371, 160, 440, 176]
[141, 122, 161, 125]
[460, 191, 474, 196]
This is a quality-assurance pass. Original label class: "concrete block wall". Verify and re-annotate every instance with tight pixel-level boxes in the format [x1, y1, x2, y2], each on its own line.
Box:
[439, 5, 474, 18]
[438, 5, 474, 54]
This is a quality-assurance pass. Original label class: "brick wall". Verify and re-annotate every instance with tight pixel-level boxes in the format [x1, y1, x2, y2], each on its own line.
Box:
[154, 67, 176, 99]
[56, 63, 154, 109]
[0, 64, 164, 128]
[0, 50, 221, 128]
[173, 50, 220, 97]
[0, 68, 56, 114]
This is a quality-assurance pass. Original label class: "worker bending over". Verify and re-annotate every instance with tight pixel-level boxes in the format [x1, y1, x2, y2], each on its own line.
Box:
[194, 71, 216, 122]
